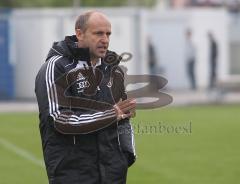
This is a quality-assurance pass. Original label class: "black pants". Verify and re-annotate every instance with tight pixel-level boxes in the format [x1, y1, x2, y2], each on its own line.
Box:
[209, 60, 216, 89]
[46, 136, 128, 184]
[187, 60, 196, 90]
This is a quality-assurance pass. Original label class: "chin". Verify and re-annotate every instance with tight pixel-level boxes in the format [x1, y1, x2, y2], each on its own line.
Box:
[98, 53, 106, 58]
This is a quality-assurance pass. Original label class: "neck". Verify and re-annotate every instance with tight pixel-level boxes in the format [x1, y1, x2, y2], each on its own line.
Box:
[77, 42, 99, 66]
[91, 55, 100, 66]
[91, 59, 98, 66]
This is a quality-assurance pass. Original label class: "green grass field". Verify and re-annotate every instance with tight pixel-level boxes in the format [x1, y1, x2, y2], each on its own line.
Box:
[0, 105, 240, 184]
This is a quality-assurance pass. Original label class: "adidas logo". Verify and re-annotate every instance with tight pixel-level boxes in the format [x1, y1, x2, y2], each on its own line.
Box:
[77, 72, 85, 81]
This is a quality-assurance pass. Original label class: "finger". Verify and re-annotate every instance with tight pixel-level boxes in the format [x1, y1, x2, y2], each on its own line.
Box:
[117, 98, 135, 106]
[120, 113, 131, 120]
[115, 99, 136, 115]
[113, 105, 123, 120]
[117, 99, 136, 110]
[113, 104, 121, 113]
[119, 102, 136, 113]
[117, 113, 128, 121]
[121, 111, 135, 120]
[117, 114, 122, 121]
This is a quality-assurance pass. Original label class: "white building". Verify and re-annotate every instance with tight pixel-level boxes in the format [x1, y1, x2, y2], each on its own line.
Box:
[9, 7, 238, 98]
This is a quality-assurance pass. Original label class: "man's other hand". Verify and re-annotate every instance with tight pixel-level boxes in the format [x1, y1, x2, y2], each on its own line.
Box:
[114, 98, 136, 121]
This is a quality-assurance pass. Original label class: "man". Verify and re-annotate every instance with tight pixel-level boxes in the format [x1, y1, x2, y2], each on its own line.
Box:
[185, 29, 196, 90]
[208, 32, 218, 89]
[35, 11, 136, 184]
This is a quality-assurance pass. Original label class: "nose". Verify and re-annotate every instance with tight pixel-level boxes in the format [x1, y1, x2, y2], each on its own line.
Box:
[101, 34, 109, 44]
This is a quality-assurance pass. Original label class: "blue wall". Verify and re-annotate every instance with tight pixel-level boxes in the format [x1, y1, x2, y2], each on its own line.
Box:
[0, 9, 14, 100]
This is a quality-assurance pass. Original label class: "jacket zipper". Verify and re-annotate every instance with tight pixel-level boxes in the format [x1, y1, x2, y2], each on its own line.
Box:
[73, 135, 76, 145]
[116, 122, 121, 150]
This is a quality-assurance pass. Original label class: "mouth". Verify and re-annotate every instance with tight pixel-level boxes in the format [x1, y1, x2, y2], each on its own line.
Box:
[97, 46, 107, 52]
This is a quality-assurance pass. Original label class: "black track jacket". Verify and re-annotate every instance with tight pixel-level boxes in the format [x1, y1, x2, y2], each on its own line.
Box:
[35, 35, 136, 184]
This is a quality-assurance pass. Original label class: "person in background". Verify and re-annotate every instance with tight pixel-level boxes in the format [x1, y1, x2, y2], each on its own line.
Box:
[208, 31, 218, 89]
[148, 37, 157, 75]
[185, 29, 197, 90]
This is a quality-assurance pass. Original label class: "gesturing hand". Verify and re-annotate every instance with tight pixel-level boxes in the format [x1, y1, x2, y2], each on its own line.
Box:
[113, 98, 136, 121]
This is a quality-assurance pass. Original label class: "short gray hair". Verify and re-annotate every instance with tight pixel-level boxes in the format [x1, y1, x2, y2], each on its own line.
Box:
[75, 11, 95, 32]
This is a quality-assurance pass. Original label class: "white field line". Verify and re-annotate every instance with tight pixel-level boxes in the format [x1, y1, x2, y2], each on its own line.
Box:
[0, 137, 44, 168]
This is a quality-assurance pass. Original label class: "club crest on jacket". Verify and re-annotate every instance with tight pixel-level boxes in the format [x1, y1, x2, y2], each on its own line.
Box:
[76, 72, 90, 93]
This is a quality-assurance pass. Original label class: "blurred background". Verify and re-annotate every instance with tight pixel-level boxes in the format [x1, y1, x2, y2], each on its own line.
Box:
[0, 0, 240, 104]
[0, 0, 240, 184]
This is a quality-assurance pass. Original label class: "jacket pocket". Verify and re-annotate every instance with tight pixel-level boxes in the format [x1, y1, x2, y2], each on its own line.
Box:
[45, 143, 72, 180]
[117, 120, 136, 167]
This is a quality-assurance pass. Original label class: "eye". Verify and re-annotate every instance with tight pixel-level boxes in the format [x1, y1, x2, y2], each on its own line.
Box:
[95, 31, 104, 36]
[94, 31, 111, 37]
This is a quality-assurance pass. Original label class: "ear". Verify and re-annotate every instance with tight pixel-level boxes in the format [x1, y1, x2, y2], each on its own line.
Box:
[75, 29, 84, 41]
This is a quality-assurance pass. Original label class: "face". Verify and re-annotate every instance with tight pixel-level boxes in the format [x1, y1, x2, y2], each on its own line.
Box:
[76, 14, 111, 60]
